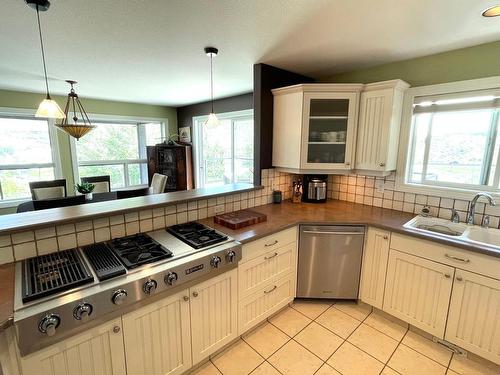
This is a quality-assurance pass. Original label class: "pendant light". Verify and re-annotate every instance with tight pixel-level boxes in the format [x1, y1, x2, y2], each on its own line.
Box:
[26, 0, 65, 119]
[56, 80, 95, 140]
[204, 47, 219, 126]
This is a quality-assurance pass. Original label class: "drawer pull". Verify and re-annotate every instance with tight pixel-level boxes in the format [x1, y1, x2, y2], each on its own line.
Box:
[265, 240, 279, 247]
[444, 273, 451, 278]
[264, 285, 277, 294]
[383, 235, 389, 240]
[456, 276, 463, 282]
[264, 252, 278, 260]
[445, 254, 470, 263]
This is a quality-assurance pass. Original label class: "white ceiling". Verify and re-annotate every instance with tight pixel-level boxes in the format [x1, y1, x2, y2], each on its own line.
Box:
[1, 0, 500, 106]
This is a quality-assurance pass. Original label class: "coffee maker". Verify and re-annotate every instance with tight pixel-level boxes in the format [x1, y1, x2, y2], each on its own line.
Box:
[302, 175, 328, 203]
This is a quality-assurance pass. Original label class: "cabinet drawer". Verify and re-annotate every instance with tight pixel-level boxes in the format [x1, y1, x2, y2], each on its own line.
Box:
[242, 227, 297, 263]
[238, 273, 295, 335]
[239, 241, 297, 299]
[390, 233, 500, 280]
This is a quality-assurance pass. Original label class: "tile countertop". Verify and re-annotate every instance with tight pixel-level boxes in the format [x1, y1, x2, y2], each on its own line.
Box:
[1, 199, 499, 332]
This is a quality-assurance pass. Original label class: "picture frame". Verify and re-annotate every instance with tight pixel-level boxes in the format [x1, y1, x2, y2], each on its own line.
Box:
[179, 126, 191, 143]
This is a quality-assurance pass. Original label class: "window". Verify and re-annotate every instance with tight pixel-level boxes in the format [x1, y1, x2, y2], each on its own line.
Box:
[399, 81, 500, 197]
[0, 114, 61, 202]
[73, 121, 164, 189]
[193, 110, 254, 188]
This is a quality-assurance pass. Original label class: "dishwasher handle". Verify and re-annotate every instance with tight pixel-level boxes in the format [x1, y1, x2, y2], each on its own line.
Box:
[302, 230, 364, 236]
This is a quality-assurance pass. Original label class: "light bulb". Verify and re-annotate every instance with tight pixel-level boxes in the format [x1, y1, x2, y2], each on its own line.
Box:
[35, 98, 66, 119]
[205, 112, 219, 126]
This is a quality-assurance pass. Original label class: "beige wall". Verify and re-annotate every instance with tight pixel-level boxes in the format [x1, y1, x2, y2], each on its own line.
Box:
[0, 89, 178, 215]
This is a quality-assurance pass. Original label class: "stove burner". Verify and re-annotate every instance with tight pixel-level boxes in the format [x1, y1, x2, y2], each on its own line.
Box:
[108, 233, 173, 269]
[168, 222, 228, 249]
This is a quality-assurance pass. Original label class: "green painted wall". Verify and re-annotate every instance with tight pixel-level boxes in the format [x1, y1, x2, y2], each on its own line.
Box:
[0, 89, 177, 215]
[322, 40, 500, 86]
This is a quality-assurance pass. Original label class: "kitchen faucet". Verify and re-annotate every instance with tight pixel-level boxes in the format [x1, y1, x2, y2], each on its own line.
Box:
[466, 192, 496, 226]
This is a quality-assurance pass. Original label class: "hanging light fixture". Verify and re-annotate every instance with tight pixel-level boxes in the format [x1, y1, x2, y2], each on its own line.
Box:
[56, 80, 95, 140]
[26, 0, 65, 119]
[204, 47, 219, 126]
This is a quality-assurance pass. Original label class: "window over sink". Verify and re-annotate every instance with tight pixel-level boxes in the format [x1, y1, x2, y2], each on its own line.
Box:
[397, 78, 500, 198]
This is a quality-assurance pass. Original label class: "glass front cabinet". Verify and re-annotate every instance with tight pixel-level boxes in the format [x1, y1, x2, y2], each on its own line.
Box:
[272, 84, 363, 172]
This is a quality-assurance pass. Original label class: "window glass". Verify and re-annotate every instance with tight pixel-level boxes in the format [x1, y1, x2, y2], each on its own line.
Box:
[144, 122, 163, 146]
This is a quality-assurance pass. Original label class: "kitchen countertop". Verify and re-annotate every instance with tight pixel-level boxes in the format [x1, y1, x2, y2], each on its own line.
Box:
[1, 199, 499, 331]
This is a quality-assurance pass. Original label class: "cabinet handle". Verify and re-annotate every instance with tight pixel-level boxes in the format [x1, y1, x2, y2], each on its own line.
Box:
[456, 276, 463, 282]
[383, 235, 389, 240]
[444, 273, 451, 278]
[345, 162, 351, 166]
[445, 254, 470, 263]
[183, 295, 190, 301]
[113, 326, 121, 334]
[192, 291, 199, 297]
[264, 285, 277, 294]
[265, 240, 278, 247]
[264, 252, 278, 260]
[379, 162, 386, 167]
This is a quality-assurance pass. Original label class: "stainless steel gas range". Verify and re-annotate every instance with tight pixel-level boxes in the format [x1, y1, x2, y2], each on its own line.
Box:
[14, 222, 241, 356]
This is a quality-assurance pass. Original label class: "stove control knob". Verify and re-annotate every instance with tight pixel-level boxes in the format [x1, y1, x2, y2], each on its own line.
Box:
[226, 251, 236, 263]
[112, 289, 128, 305]
[73, 303, 93, 322]
[38, 314, 60, 337]
[165, 272, 178, 286]
[210, 256, 222, 268]
[143, 279, 158, 295]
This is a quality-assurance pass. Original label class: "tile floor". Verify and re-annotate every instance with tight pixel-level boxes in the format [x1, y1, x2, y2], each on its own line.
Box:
[189, 300, 500, 375]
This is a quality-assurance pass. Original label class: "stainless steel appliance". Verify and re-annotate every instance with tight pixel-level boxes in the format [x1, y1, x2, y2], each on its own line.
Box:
[303, 175, 327, 203]
[297, 225, 364, 299]
[14, 222, 240, 356]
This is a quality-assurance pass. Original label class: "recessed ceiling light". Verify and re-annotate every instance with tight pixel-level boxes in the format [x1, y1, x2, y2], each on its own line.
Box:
[482, 5, 500, 17]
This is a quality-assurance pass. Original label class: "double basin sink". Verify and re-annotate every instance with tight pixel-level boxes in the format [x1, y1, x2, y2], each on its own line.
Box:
[404, 216, 500, 248]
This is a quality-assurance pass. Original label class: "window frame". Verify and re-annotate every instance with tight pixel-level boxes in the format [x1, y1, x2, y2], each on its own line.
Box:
[0, 107, 62, 208]
[192, 109, 254, 188]
[70, 113, 167, 190]
[396, 76, 500, 200]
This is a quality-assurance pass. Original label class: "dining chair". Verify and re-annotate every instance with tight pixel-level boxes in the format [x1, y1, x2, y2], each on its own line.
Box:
[33, 195, 85, 210]
[29, 179, 67, 200]
[150, 173, 168, 194]
[116, 187, 150, 199]
[81, 175, 111, 193]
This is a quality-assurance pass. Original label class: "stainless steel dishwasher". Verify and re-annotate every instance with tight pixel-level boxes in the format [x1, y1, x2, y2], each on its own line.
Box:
[297, 225, 364, 299]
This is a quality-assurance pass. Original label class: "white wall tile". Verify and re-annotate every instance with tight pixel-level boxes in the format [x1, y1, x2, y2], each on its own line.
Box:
[139, 210, 153, 220]
[125, 212, 139, 222]
[75, 221, 93, 232]
[188, 210, 198, 222]
[93, 217, 109, 229]
[177, 203, 187, 213]
[165, 205, 176, 215]
[177, 212, 188, 224]
[110, 225, 126, 239]
[77, 230, 95, 246]
[37, 237, 59, 255]
[0, 246, 14, 265]
[166, 214, 177, 226]
[56, 224, 75, 236]
[58, 234, 77, 250]
[14, 242, 37, 260]
[0, 235, 11, 247]
[153, 207, 165, 217]
[153, 216, 165, 230]
[125, 221, 140, 235]
[188, 201, 198, 210]
[34, 227, 56, 240]
[139, 219, 153, 232]
[197, 199, 208, 208]
[109, 215, 125, 226]
[11, 231, 35, 244]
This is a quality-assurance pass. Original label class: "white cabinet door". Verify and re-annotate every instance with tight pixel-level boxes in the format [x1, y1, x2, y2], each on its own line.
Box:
[239, 241, 296, 299]
[445, 270, 500, 365]
[383, 250, 454, 338]
[359, 227, 390, 309]
[20, 318, 126, 375]
[122, 290, 192, 375]
[190, 268, 238, 365]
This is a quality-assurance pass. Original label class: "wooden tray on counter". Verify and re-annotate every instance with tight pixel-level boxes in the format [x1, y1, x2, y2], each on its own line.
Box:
[214, 209, 267, 229]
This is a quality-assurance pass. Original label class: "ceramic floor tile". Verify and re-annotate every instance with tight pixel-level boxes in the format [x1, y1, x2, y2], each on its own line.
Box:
[332, 301, 372, 321]
[268, 307, 311, 337]
[189, 361, 221, 375]
[402, 331, 452, 367]
[388, 344, 447, 375]
[347, 323, 399, 363]
[291, 299, 333, 319]
[268, 340, 323, 375]
[364, 311, 408, 341]
[212, 339, 263, 375]
[449, 354, 500, 375]
[381, 367, 401, 375]
[327, 341, 384, 375]
[315, 306, 361, 339]
[446, 371, 460, 375]
[250, 362, 281, 375]
[294, 321, 344, 360]
[315, 364, 342, 375]
[243, 322, 290, 358]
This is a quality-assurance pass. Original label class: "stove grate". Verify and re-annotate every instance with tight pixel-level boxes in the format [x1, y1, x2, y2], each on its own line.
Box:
[83, 243, 127, 281]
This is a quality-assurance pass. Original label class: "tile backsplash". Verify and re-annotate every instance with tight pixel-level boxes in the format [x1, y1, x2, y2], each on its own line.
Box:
[0, 169, 293, 265]
[327, 173, 500, 229]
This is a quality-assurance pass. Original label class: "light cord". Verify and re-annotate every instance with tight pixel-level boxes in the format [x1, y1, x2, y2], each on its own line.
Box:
[35, 5, 51, 99]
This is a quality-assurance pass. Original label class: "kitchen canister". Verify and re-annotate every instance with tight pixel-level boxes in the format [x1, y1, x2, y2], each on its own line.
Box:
[272, 190, 282, 203]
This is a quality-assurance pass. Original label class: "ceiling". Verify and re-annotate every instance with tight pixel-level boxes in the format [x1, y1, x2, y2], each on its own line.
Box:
[1, 0, 500, 106]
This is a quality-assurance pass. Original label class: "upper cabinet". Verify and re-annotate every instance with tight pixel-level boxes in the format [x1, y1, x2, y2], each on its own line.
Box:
[272, 84, 363, 172]
[355, 80, 410, 173]
[272, 80, 409, 174]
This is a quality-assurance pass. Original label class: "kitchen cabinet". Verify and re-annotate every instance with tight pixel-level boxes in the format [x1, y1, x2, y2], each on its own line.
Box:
[122, 290, 192, 375]
[20, 318, 126, 375]
[190, 268, 238, 365]
[272, 84, 363, 173]
[359, 227, 390, 309]
[445, 270, 500, 364]
[383, 249, 454, 338]
[0, 328, 21, 375]
[354, 80, 409, 173]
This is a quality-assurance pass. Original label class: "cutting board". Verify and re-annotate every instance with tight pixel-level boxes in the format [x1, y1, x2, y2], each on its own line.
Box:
[214, 209, 267, 230]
